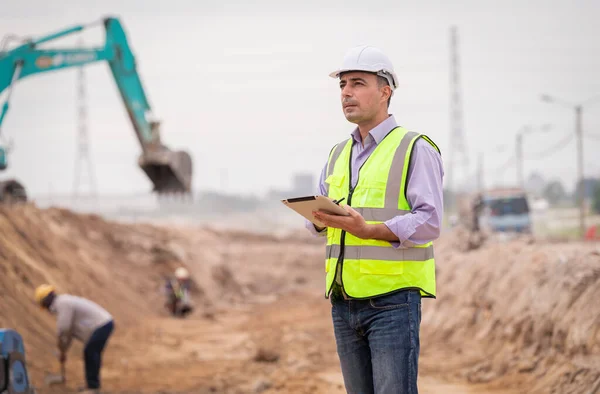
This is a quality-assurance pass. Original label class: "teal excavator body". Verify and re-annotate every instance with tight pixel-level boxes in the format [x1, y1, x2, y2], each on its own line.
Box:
[0, 328, 34, 393]
[0, 17, 193, 203]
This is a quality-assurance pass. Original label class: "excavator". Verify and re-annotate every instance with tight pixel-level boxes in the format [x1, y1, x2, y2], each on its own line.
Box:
[0, 16, 193, 203]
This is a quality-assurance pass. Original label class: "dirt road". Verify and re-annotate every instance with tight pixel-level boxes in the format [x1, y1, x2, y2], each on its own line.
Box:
[38, 290, 520, 394]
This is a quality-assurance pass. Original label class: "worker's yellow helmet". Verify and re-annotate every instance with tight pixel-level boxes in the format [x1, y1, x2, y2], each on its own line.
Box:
[34, 284, 55, 306]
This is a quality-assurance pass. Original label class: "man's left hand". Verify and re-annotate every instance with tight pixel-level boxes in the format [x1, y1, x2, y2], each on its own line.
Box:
[313, 205, 373, 239]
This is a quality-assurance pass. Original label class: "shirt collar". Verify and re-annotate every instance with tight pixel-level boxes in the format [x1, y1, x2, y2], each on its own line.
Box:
[350, 114, 399, 145]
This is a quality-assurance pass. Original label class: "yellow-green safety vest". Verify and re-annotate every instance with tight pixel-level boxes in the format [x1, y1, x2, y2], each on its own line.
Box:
[324, 126, 440, 299]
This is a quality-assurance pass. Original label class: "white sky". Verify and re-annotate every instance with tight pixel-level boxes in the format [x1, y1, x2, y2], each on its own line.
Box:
[1, 0, 599, 197]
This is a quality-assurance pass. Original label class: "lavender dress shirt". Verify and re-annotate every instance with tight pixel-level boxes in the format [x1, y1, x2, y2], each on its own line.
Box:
[305, 115, 444, 248]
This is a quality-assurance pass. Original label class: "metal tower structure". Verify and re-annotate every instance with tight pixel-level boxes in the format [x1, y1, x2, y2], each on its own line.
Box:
[448, 26, 469, 202]
[73, 37, 97, 198]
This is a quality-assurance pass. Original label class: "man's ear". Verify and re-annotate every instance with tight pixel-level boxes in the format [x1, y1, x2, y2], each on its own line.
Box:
[382, 86, 392, 103]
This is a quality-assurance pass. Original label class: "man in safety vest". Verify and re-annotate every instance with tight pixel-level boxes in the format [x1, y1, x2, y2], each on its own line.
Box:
[305, 45, 444, 394]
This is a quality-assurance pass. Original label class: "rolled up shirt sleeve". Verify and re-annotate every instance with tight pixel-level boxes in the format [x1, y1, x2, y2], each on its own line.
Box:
[384, 138, 444, 248]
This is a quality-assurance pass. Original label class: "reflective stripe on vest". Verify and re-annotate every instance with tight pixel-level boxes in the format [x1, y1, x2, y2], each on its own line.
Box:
[326, 244, 434, 261]
[324, 126, 440, 299]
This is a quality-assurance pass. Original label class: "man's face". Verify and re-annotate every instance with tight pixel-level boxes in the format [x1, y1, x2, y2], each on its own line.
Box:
[339, 71, 389, 124]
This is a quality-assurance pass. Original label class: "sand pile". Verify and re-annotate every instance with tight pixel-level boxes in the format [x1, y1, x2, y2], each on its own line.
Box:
[421, 234, 600, 393]
[3, 203, 600, 393]
[0, 204, 195, 385]
[0, 203, 324, 390]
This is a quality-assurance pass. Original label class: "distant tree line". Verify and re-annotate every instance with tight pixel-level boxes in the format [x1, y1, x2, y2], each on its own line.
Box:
[535, 177, 600, 213]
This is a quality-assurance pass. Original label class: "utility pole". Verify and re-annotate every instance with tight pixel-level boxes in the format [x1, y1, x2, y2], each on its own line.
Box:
[476, 152, 484, 192]
[541, 93, 600, 238]
[516, 132, 524, 189]
[448, 26, 469, 208]
[515, 125, 550, 190]
[575, 105, 584, 239]
[73, 37, 97, 200]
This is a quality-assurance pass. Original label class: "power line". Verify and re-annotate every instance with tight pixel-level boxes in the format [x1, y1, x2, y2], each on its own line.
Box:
[586, 133, 600, 142]
[524, 133, 574, 160]
[586, 161, 600, 171]
[485, 154, 516, 186]
[490, 154, 516, 175]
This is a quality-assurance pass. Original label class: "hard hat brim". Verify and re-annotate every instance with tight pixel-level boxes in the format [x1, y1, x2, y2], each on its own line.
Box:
[329, 68, 398, 90]
[329, 66, 381, 79]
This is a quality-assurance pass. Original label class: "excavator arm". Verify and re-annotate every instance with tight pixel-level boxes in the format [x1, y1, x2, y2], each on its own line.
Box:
[0, 17, 193, 199]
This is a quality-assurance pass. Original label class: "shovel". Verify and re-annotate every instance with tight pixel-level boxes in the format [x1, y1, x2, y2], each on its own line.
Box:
[44, 360, 65, 386]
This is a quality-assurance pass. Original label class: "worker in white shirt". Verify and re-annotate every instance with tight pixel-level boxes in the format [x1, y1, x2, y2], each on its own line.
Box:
[35, 284, 114, 394]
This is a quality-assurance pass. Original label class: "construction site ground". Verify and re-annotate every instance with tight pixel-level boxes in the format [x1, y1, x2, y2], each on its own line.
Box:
[1, 204, 600, 393]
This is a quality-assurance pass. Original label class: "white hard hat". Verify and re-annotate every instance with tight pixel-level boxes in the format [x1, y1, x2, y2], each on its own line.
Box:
[175, 267, 189, 279]
[329, 45, 399, 91]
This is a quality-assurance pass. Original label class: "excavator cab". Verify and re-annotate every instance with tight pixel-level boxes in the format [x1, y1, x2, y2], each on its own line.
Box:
[0, 143, 26, 203]
[0, 146, 6, 170]
[0, 179, 27, 204]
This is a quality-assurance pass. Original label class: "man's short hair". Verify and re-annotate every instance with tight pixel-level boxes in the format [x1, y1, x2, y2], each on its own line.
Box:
[377, 76, 392, 108]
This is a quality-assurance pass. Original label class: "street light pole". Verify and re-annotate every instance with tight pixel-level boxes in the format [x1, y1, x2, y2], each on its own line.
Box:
[477, 152, 484, 192]
[516, 131, 524, 189]
[515, 125, 550, 190]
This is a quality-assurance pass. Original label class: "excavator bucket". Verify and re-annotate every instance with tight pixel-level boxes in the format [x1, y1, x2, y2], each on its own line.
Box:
[138, 148, 193, 195]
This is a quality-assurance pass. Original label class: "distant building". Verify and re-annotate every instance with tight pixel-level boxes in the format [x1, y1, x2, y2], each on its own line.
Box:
[291, 173, 315, 196]
[266, 189, 289, 201]
[266, 173, 317, 202]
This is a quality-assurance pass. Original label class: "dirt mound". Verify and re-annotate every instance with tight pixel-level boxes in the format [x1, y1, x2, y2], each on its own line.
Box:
[421, 233, 600, 393]
[3, 203, 600, 393]
[0, 203, 325, 391]
[0, 204, 191, 385]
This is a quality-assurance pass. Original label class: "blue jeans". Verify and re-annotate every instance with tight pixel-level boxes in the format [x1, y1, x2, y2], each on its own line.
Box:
[331, 288, 422, 394]
[83, 320, 114, 389]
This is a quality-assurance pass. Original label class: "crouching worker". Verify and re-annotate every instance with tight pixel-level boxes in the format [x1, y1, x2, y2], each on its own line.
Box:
[35, 284, 114, 394]
[164, 267, 193, 318]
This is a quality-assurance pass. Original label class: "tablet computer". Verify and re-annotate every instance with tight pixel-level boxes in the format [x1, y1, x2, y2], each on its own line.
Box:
[281, 195, 349, 228]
